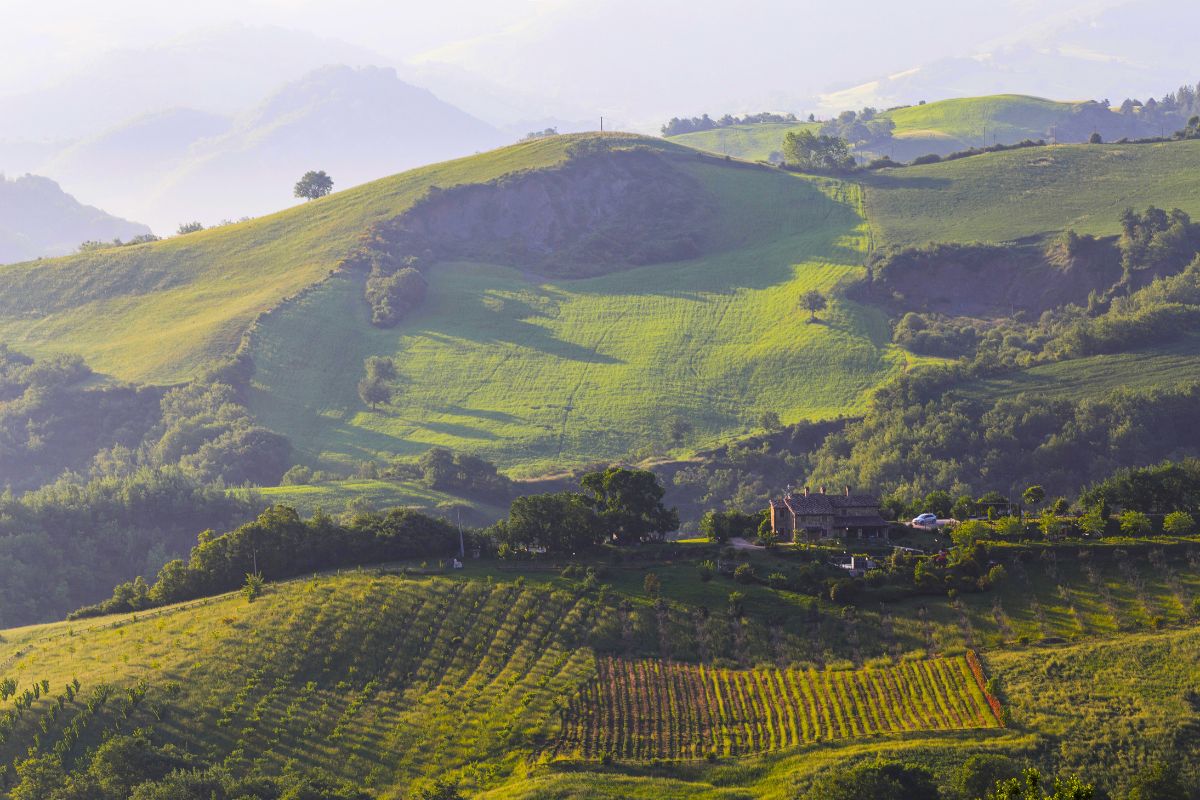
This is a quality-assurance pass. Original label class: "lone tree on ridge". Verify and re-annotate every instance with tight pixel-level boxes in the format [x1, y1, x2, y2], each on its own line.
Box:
[294, 170, 334, 200]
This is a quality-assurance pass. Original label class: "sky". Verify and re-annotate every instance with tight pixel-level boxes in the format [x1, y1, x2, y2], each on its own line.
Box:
[3, 0, 1183, 129]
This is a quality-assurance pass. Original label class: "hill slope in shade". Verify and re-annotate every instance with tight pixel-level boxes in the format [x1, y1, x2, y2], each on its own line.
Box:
[246, 153, 905, 475]
[0, 174, 151, 264]
[864, 140, 1200, 247]
[0, 133, 586, 383]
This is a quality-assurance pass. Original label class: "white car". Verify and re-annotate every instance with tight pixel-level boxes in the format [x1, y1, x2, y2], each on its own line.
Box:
[911, 513, 938, 526]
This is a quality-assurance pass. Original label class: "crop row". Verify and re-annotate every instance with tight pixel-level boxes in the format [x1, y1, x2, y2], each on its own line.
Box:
[555, 654, 1002, 760]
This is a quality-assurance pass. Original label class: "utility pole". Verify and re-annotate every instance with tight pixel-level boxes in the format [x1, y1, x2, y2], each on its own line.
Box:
[456, 509, 465, 560]
[600, 116, 604, 133]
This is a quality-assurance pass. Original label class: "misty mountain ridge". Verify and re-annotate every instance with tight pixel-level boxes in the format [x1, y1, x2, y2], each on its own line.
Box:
[0, 174, 150, 264]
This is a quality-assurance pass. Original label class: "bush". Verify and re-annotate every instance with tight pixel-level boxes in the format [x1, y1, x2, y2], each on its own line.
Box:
[1163, 510, 1195, 534]
[733, 563, 756, 584]
[1119, 509, 1153, 536]
[697, 560, 716, 582]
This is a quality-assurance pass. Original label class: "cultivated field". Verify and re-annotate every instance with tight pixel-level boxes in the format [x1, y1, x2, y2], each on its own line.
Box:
[554, 654, 1001, 761]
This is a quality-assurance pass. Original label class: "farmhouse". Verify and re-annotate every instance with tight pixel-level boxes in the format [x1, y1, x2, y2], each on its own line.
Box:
[769, 486, 889, 541]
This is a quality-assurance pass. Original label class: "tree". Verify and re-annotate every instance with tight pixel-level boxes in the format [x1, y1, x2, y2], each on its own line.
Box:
[986, 768, 1093, 800]
[1078, 503, 1107, 537]
[1163, 510, 1195, 534]
[758, 410, 781, 431]
[579, 467, 679, 544]
[1022, 485, 1045, 510]
[498, 492, 603, 554]
[668, 415, 693, 446]
[950, 519, 992, 549]
[176, 221, 203, 235]
[294, 170, 334, 200]
[643, 572, 661, 597]
[1124, 763, 1189, 800]
[1119, 509, 1152, 536]
[801, 290, 828, 322]
[243, 572, 264, 602]
[358, 377, 390, 410]
[950, 754, 1021, 800]
[782, 129, 854, 171]
[1088, 132, 1103, 144]
[411, 777, 465, 800]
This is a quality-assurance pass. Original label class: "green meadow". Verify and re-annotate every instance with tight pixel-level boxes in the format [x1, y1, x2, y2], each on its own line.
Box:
[864, 139, 1200, 247]
[247, 163, 911, 475]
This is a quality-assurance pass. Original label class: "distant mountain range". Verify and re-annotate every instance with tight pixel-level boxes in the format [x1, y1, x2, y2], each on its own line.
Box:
[0, 174, 150, 264]
[3, 65, 508, 233]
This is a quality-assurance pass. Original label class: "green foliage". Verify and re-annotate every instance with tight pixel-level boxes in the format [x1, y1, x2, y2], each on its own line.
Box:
[800, 760, 940, 800]
[579, 468, 679, 544]
[495, 492, 603, 554]
[176, 221, 204, 235]
[72, 504, 461, 618]
[1163, 510, 1195, 534]
[642, 573, 661, 597]
[698, 509, 759, 543]
[243, 572, 265, 602]
[985, 768, 1093, 800]
[294, 170, 334, 200]
[410, 777, 465, 800]
[1118, 510, 1152, 536]
[782, 129, 854, 171]
[800, 289, 828, 320]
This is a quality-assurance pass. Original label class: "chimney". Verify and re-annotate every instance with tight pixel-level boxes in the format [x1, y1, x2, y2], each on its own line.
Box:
[844, 485, 850, 497]
[819, 486, 826, 495]
[803, 486, 809, 497]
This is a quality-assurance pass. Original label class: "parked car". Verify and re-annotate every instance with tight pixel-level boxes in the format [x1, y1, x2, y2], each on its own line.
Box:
[911, 513, 938, 526]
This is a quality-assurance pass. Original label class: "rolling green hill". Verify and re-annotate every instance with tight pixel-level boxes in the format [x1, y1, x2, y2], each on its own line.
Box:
[245, 152, 910, 475]
[665, 95, 1082, 163]
[864, 140, 1200, 247]
[667, 122, 821, 162]
[3, 539, 1199, 798]
[0, 134, 591, 383]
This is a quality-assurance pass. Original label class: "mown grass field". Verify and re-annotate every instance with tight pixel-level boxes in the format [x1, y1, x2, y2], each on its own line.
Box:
[864, 139, 1200, 247]
[2, 547, 1198, 798]
[0, 134, 629, 383]
[247, 161, 908, 475]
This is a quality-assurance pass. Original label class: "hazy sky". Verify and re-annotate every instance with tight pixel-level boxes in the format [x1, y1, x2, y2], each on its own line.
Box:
[2, 0, 1192, 129]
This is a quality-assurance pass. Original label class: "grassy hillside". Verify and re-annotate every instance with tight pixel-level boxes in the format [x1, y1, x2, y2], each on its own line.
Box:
[231, 479, 506, 522]
[668, 122, 821, 162]
[865, 140, 1200, 247]
[666, 96, 1077, 162]
[3, 544, 1199, 797]
[959, 333, 1200, 403]
[884, 95, 1069, 154]
[0, 134, 597, 383]
[247, 160, 908, 475]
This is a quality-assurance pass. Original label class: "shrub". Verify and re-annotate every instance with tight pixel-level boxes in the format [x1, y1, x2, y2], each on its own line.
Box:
[1163, 510, 1195, 535]
[643, 572, 662, 597]
[1119, 509, 1153, 536]
[697, 560, 715, 582]
[733, 563, 756, 584]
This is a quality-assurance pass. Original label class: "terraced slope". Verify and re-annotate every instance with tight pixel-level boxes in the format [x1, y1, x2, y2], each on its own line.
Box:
[864, 140, 1200, 247]
[0, 134, 601, 383]
[247, 155, 905, 475]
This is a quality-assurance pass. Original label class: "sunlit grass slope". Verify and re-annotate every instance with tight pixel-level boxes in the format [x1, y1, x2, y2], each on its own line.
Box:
[230, 479, 505, 521]
[668, 122, 821, 161]
[865, 140, 1200, 247]
[958, 333, 1200, 403]
[0, 134, 633, 383]
[667, 96, 1078, 162]
[248, 163, 905, 475]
